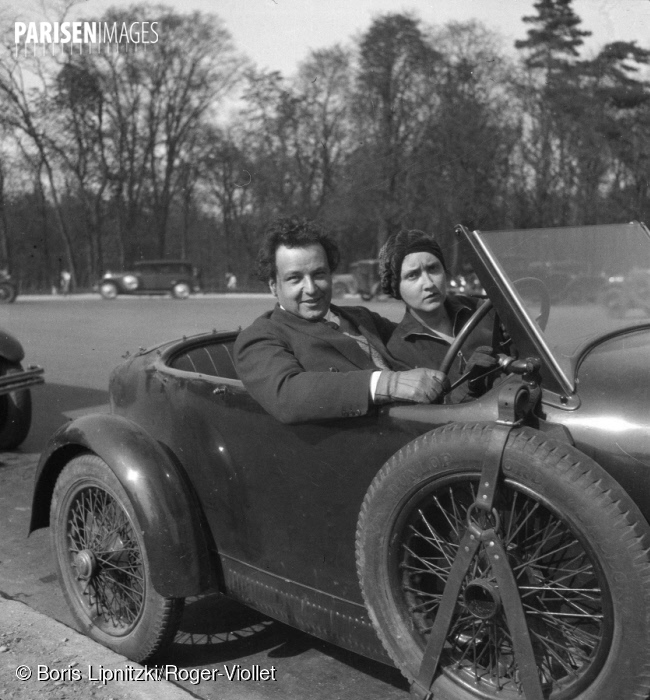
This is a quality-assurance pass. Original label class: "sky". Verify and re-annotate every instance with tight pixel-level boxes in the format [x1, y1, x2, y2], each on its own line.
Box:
[7, 0, 650, 76]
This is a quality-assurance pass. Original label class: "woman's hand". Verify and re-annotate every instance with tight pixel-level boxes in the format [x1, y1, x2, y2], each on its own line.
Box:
[466, 346, 498, 373]
[465, 346, 499, 395]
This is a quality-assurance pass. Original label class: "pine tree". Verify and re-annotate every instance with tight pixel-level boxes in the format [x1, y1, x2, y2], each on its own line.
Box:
[515, 0, 591, 74]
[513, 0, 592, 227]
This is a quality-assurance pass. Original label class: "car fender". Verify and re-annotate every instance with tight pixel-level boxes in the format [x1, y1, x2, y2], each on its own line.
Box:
[30, 413, 219, 597]
[0, 328, 25, 363]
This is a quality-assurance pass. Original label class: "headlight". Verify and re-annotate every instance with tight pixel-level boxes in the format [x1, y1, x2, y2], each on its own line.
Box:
[122, 274, 139, 291]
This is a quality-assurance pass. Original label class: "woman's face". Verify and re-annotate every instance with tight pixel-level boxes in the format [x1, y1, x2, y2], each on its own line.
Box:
[399, 251, 447, 315]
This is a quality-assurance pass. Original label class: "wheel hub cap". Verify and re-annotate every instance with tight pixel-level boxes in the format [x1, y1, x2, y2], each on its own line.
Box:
[74, 549, 97, 580]
[464, 579, 501, 620]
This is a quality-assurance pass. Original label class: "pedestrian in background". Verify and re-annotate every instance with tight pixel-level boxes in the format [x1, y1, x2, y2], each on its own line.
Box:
[225, 271, 237, 291]
[60, 270, 72, 295]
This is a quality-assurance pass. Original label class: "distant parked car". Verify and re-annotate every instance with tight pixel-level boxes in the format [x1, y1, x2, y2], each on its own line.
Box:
[448, 271, 485, 297]
[99, 261, 202, 300]
[0, 328, 44, 448]
[331, 273, 357, 298]
[350, 259, 384, 300]
[601, 267, 650, 318]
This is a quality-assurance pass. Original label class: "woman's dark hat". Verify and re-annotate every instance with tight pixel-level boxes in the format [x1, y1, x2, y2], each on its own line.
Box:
[378, 229, 447, 300]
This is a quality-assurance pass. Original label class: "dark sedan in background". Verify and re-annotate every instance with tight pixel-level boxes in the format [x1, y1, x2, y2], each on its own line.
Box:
[99, 260, 202, 299]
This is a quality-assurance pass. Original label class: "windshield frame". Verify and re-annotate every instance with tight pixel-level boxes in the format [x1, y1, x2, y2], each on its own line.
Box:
[465, 227, 573, 395]
[459, 221, 650, 398]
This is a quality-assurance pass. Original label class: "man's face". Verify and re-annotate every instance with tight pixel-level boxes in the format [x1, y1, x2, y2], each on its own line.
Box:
[270, 244, 332, 321]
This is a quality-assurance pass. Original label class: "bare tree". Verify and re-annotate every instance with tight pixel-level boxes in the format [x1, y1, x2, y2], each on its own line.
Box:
[0, 53, 79, 283]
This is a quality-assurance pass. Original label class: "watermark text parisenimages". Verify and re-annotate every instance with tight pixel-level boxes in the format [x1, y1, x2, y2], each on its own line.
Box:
[14, 21, 159, 56]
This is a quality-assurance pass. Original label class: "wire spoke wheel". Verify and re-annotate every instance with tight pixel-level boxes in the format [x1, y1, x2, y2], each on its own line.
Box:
[66, 484, 145, 635]
[51, 454, 184, 662]
[395, 475, 608, 697]
[356, 424, 650, 700]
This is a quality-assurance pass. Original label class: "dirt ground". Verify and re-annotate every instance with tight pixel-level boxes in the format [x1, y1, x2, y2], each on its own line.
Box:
[0, 596, 194, 700]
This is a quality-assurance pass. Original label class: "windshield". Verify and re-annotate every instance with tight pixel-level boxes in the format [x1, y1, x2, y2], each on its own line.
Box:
[474, 222, 650, 384]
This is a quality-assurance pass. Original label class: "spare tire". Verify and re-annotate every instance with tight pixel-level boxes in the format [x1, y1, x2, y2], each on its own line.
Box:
[356, 423, 650, 700]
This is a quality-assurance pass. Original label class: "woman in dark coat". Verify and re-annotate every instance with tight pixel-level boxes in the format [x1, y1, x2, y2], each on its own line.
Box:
[379, 229, 498, 401]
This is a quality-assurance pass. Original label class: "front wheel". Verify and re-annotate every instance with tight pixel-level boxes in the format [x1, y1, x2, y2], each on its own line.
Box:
[50, 454, 184, 662]
[171, 282, 190, 299]
[0, 361, 32, 449]
[356, 424, 650, 700]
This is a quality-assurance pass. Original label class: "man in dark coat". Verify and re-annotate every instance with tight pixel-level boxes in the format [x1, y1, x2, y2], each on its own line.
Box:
[234, 217, 448, 424]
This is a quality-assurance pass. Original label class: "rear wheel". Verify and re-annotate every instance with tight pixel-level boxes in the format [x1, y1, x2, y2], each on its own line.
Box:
[0, 361, 32, 449]
[50, 454, 184, 662]
[0, 283, 17, 303]
[356, 424, 650, 700]
[172, 282, 190, 299]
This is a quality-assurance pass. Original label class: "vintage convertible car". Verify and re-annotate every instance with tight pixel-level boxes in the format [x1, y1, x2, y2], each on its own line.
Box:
[31, 222, 650, 700]
[0, 328, 44, 449]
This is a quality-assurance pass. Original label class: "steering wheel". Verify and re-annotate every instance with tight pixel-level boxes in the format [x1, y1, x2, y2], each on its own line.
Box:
[513, 277, 551, 331]
[439, 300, 494, 395]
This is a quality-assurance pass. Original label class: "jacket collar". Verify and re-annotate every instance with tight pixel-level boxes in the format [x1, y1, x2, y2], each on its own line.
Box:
[397, 295, 475, 342]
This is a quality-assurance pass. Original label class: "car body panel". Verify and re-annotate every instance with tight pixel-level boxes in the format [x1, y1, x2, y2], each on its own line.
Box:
[0, 327, 44, 396]
[541, 327, 650, 521]
[0, 328, 25, 363]
[110, 333, 513, 597]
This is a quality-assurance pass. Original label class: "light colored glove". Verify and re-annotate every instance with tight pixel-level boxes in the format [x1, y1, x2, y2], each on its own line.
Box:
[375, 368, 449, 404]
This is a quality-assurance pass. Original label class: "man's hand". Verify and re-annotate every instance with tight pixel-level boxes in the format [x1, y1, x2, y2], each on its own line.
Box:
[375, 368, 449, 404]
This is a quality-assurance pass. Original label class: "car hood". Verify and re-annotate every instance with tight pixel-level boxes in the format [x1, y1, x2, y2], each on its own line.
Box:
[577, 327, 650, 420]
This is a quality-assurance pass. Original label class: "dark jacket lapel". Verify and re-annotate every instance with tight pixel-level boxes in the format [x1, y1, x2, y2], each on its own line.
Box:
[270, 305, 377, 369]
[334, 305, 398, 368]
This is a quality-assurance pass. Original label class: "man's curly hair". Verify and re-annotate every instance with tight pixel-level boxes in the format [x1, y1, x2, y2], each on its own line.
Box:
[256, 216, 341, 282]
[378, 229, 447, 300]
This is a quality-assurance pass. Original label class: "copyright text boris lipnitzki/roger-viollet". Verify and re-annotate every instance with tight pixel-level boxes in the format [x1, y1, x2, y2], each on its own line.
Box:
[15, 663, 278, 685]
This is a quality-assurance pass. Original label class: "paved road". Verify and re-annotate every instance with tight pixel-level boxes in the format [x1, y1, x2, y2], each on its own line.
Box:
[0, 294, 410, 700]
